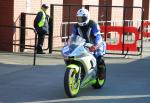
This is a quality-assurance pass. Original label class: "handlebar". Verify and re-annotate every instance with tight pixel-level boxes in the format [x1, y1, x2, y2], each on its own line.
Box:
[84, 43, 93, 48]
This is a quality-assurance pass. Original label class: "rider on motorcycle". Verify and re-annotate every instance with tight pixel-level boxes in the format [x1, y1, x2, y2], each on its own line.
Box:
[70, 7, 106, 79]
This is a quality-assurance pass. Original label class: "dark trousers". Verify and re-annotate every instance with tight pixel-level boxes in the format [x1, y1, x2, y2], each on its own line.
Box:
[37, 33, 45, 53]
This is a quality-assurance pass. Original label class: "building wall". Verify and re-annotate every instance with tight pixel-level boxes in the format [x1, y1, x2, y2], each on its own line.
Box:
[149, 1, 150, 19]
[49, 0, 63, 48]
[13, 0, 63, 52]
[13, 0, 26, 52]
[24, 0, 40, 52]
[63, 0, 82, 22]
[83, 0, 99, 21]
[111, 0, 124, 26]
[124, 0, 133, 20]
[133, 0, 142, 27]
[0, 0, 149, 52]
[0, 0, 14, 51]
[99, 0, 112, 22]
[142, 0, 149, 20]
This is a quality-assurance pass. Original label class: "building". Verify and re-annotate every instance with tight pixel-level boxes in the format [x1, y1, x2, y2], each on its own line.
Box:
[0, 0, 149, 52]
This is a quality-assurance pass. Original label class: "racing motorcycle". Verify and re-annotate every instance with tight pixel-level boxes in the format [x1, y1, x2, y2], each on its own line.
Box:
[61, 36, 106, 98]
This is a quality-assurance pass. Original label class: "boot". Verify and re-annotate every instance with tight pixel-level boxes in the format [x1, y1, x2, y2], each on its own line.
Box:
[97, 56, 106, 80]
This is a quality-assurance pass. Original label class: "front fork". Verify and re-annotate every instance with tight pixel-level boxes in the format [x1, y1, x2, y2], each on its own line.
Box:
[67, 64, 81, 83]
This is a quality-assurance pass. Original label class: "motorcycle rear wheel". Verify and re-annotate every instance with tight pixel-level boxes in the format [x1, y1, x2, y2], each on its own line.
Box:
[92, 61, 106, 89]
[64, 68, 80, 98]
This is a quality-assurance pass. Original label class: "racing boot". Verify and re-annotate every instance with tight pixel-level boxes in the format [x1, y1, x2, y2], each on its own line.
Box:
[96, 56, 106, 80]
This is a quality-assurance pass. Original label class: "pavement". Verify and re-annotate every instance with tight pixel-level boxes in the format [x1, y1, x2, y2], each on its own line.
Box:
[0, 51, 150, 103]
[0, 51, 64, 65]
[0, 50, 149, 65]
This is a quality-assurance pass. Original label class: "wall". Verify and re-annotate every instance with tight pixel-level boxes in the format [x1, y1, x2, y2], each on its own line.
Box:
[83, 0, 99, 21]
[133, 0, 142, 27]
[149, 1, 150, 19]
[63, 0, 82, 22]
[49, 0, 63, 48]
[13, 0, 26, 52]
[111, 0, 124, 26]
[13, 0, 63, 52]
[99, 0, 112, 23]
[0, 0, 149, 52]
[0, 0, 14, 51]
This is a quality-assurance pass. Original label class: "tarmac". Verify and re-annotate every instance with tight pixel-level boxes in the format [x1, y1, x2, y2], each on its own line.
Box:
[0, 50, 150, 66]
[0, 51, 150, 103]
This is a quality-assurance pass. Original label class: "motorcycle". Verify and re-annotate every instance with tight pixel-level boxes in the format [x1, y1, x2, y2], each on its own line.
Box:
[61, 36, 106, 98]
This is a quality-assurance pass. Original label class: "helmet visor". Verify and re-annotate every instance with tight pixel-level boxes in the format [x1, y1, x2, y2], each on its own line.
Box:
[77, 16, 87, 23]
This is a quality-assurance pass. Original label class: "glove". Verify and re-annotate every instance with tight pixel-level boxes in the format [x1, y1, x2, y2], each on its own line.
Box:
[89, 45, 98, 52]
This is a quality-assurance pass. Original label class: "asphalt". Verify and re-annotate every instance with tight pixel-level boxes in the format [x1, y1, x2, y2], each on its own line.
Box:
[0, 51, 150, 103]
[0, 51, 149, 65]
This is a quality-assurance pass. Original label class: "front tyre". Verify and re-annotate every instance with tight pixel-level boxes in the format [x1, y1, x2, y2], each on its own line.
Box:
[64, 68, 80, 98]
[92, 59, 106, 89]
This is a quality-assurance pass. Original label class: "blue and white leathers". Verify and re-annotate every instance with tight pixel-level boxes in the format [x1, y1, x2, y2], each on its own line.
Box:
[71, 20, 106, 57]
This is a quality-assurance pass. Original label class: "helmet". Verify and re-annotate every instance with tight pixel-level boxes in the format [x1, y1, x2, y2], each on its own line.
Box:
[76, 8, 90, 26]
[41, 3, 49, 9]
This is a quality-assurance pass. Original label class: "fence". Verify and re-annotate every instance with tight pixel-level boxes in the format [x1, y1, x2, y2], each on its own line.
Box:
[0, 4, 148, 65]
[50, 4, 144, 56]
[20, 12, 53, 53]
[0, 25, 37, 65]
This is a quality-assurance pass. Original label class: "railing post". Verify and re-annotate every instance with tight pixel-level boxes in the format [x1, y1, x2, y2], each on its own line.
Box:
[49, 4, 54, 53]
[122, 7, 126, 55]
[85, 5, 89, 10]
[140, 7, 144, 55]
[20, 12, 26, 52]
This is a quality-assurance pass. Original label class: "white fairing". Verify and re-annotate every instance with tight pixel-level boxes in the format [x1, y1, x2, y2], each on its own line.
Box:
[79, 53, 96, 72]
[62, 36, 97, 74]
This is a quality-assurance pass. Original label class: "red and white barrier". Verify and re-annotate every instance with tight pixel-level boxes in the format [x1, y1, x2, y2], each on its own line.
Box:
[142, 22, 150, 37]
[100, 26, 140, 51]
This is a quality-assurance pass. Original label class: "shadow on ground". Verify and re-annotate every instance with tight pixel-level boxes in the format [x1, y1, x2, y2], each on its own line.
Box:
[0, 56, 150, 103]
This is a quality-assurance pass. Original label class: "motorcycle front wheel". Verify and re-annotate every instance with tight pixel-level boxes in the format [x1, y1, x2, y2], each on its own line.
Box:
[64, 68, 80, 98]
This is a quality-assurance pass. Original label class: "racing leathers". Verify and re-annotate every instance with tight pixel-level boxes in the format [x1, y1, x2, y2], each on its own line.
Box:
[70, 20, 106, 79]
[71, 20, 106, 58]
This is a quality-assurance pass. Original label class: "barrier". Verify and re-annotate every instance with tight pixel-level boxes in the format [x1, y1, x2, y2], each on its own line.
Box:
[50, 4, 143, 56]
[142, 22, 150, 37]
[100, 26, 140, 52]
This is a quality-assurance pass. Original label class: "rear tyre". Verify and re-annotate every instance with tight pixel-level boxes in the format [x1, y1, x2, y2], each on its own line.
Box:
[92, 59, 106, 89]
[64, 68, 80, 98]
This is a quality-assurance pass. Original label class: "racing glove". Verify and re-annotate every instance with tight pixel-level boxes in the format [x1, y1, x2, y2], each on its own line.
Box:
[89, 45, 98, 52]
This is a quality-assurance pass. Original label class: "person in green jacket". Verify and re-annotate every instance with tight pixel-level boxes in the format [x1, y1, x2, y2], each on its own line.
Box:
[34, 4, 49, 54]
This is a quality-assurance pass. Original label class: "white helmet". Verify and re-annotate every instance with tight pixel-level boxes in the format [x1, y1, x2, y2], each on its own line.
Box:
[76, 8, 90, 26]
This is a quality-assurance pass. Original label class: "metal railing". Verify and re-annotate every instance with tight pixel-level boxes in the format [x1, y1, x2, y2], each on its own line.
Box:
[50, 4, 144, 56]
[60, 20, 149, 41]
[0, 25, 37, 66]
[60, 20, 144, 56]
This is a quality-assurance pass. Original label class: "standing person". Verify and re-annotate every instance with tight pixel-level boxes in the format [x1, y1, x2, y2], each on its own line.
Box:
[70, 8, 106, 78]
[34, 3, 49, 54]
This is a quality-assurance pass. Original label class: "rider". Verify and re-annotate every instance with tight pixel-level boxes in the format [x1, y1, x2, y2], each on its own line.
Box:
[70, 7, 106, 78]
